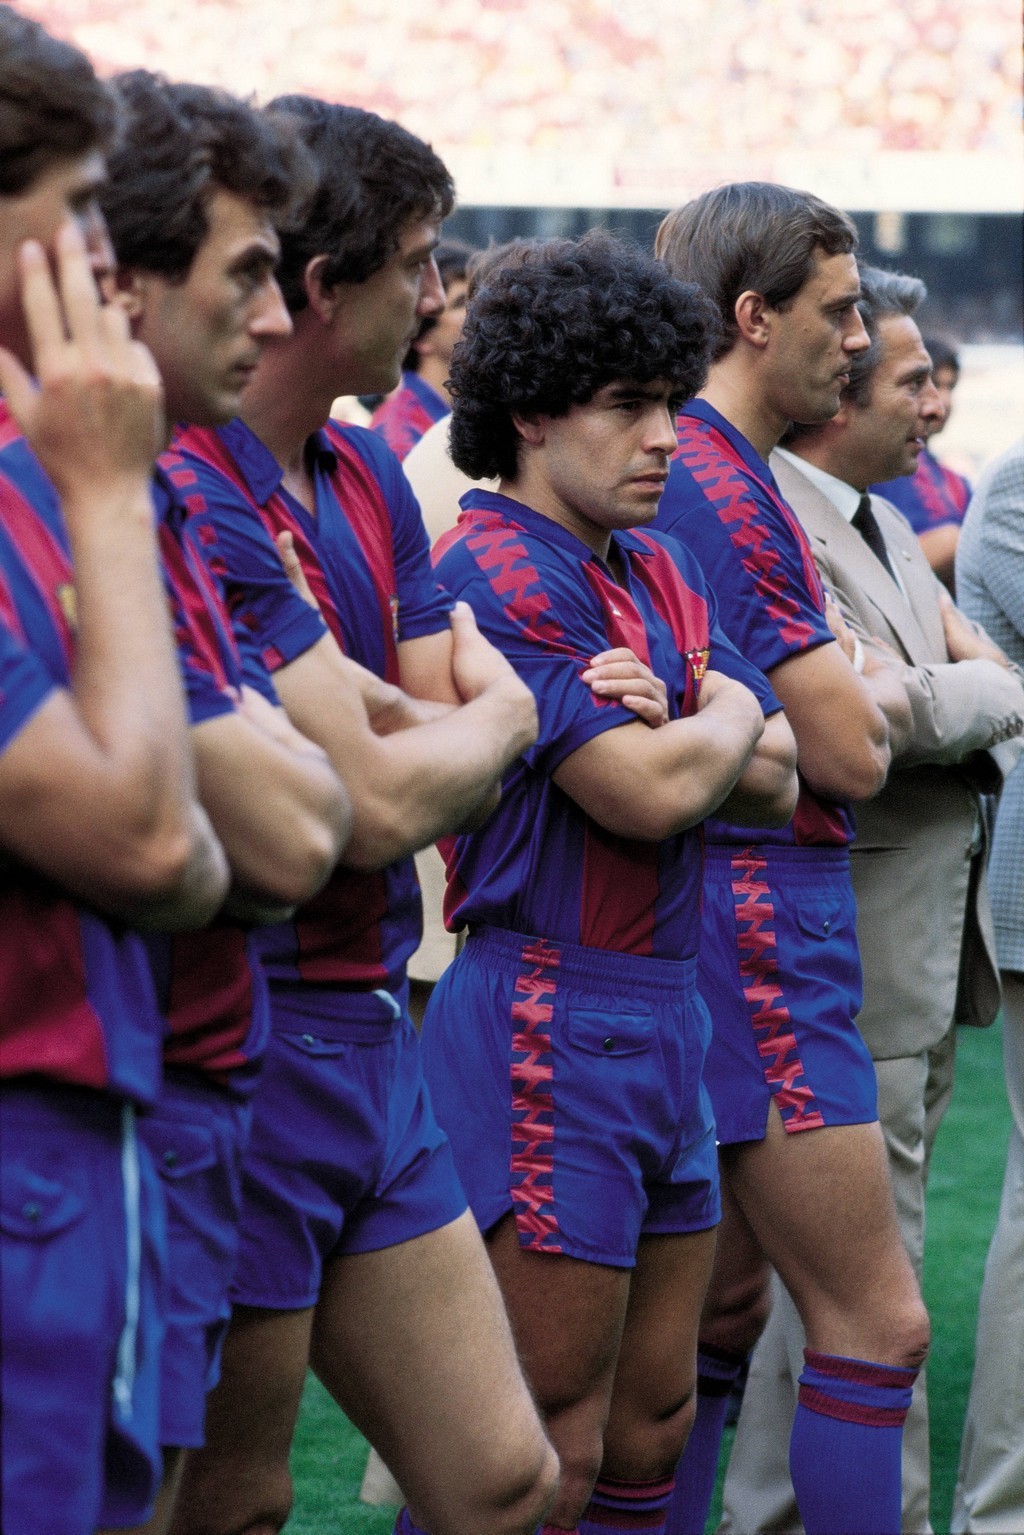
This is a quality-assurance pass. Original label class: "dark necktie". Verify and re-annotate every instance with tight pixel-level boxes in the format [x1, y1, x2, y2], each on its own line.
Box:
[852, 493, 896, 582]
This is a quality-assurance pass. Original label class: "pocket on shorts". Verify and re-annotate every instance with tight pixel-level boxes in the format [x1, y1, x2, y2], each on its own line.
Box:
[0, 1163, 87, 1240]
[792, 890, 849, 942]
[145, 1119, 218, 1183]
[566, 1005, 654, 1058]
[279, 1030, 351, 1059]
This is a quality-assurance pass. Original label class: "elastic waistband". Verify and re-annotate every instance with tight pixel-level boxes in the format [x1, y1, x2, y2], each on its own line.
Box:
[268, 983, 407, 1041]
[704, 843, 851, 873]
[465, 925, 697, 998]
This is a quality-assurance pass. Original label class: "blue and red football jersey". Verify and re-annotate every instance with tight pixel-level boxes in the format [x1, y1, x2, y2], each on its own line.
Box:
[432, 490, 781, 962]
[0, 430, 162, 1105]
[370, 371, 448, 463]
[872, 447, 970, 535]
[174, 417, 453, 995]
[655, 399, 851, 847]
[144, 454, 282, 1096]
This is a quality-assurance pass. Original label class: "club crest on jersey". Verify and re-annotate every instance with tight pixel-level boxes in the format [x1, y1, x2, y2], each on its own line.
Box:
[686, 646, 710, 686]
[56, 583, 78, 631]
[390, 593, 400, 643]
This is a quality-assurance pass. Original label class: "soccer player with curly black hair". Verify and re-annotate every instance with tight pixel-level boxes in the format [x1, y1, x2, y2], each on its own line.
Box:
[421, 230, 799, 1535]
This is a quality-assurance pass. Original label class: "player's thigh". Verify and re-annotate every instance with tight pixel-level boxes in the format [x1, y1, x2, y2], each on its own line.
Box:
[169, 1304, 313, 1533]
[485, 1208, 632, 1419]
[723, 1102, 926, 1361]
[699, 1168, 772, 1352]
[603, 1226, 717, 1478]
[311, 1210, 555, 1523]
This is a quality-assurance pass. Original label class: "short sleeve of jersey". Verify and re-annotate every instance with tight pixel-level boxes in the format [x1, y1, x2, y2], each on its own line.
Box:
[0, 617, 56, 755]
[659, 469, 833, 677]
[344, 428, 453, 642]
[436, 532, 638, 779]
[233, 619, 281, 706]
[184, 467, 328, 675]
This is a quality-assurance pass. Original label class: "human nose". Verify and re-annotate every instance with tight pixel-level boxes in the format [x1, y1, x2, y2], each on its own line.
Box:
[843, 307, 870, 354]
[918, 376, 943, 431]
[251, 278, 293, 340]
[648, 405, 679, 455]
[417, 256, 445, 319]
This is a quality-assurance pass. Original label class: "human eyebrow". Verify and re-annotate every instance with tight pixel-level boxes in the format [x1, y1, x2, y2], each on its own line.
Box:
[229, 242, 280, 277]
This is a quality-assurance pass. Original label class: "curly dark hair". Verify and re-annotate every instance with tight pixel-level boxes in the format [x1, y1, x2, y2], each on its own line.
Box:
[0, 4, 117, 195]
[264, 97, 455, 313]
[100, 72, 312, 280]
[448, 230, 718, 481]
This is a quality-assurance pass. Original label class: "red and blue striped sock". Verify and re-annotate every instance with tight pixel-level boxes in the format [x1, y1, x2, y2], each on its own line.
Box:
[789, 1349, 917, 1535]
[578, 1473, 676, 1532]
[664, 1345, 746, 1535]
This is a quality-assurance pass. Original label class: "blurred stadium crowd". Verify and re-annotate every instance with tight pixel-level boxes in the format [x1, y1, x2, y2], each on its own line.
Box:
[24, 0, 1020, 159]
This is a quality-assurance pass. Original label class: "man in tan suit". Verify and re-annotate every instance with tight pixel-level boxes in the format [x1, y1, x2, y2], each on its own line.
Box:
[718, 265, 1024, 1535]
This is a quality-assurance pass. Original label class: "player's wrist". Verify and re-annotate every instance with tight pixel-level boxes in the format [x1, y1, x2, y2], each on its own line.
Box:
[59, 480, 158, 538]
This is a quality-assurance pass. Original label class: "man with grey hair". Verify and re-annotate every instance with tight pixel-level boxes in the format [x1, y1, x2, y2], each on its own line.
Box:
[717, 265, 1024, 1535]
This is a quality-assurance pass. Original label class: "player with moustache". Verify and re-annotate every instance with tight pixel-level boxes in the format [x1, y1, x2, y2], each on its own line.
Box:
[422, 231, 798, 1535]
[0, 12, 228, 1532]
[652, 184, 928, 1535]
[169, 101, 564, 1535]
[93, 71, 352, 1535]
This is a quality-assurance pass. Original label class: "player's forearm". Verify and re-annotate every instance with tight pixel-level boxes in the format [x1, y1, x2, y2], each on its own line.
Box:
[342, 678, 537, 869]
[576, 686, 765, 843]
[64, 493, 226, 910]
[715, 711, 799, 828]
[640, 688, 765, 838]
[194, 717, 351, 908]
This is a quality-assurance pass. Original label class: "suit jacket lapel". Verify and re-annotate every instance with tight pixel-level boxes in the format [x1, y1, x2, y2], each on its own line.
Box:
[771, 454, 936, 666]
[871, 496, 947, 657]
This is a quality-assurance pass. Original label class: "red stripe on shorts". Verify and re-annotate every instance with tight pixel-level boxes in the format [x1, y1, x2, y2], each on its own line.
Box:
[730, 849, 825, 1132]
[510, 939, 562, 1253]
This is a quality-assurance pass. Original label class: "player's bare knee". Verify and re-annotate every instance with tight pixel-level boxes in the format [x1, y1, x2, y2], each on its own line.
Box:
[173, 1469, 293, 1535]
[701, 1273, 770, 1357]
[434, 1436, 560, 1535]
[893, 1297, 930, 1371]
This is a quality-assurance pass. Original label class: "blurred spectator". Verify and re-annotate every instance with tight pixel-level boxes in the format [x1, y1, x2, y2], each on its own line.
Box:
[25, 1, 1020, 166]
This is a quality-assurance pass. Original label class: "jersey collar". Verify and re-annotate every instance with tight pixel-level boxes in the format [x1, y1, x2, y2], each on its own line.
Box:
[680, 397, 781, 490]
[216, 417, 339, 507]
[458, 487, 652, 566]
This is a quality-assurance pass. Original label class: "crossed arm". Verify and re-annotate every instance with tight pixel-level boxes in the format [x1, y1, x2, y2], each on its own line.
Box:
[0, 222, 227, 927]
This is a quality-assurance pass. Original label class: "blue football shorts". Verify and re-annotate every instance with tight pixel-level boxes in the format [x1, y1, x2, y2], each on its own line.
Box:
[229, 984, 467, 1311]
[139, 1069, 252, 1447]
[699, 843, 878, 1144]
[420, 925, 721, 1268]
[0, 1081, 164, 1533]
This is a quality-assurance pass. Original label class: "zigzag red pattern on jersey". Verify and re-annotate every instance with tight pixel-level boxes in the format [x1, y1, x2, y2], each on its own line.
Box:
[731, 849, 825, 1132]
[674, 421, 818, 647]
[510, 939, 562, 1252]
[464, 517, 577, 656]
